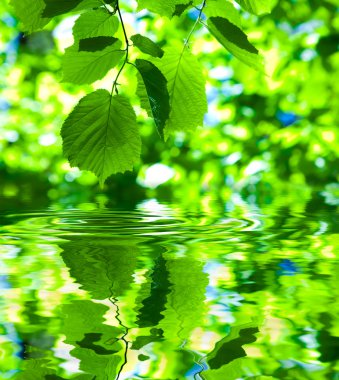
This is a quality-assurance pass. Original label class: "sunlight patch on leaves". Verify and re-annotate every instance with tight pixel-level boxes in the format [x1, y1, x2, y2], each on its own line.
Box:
[61, 90, 141, 186]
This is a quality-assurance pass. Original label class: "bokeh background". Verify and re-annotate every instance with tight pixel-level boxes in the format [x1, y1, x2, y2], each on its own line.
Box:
[0, 0, 338, 206]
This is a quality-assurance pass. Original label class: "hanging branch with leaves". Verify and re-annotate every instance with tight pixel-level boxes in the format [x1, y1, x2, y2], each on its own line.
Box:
[9, 0, 272, 185]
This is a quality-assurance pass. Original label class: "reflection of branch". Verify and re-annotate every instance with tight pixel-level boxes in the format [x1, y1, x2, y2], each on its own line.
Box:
[110, 296, 129, 380]
[104, 254, 130, 380]
[193, 357, 207, 380]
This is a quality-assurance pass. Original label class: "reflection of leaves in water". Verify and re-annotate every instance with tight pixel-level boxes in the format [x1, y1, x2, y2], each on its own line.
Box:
[160, 256, 208, 341]
[137, 254, 171, 327]
[208, 326, 259, 369]
[17, 294, 55, 360]
[138, 354, 150, 361]
[14, 359, 56, 379]
[62, 300, 123, 379]
[201, 359, 253, 380]
[318, 313, 339, 362]
[201, 321, 259, 380]
[76, 333, 119, 355]
[131, 328, 164, 350]
[60, 238, 138, 299]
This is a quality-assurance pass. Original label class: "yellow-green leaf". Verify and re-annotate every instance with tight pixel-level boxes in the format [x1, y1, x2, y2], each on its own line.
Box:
[61, 90, 141, 185]
[62, 38, 124, 84]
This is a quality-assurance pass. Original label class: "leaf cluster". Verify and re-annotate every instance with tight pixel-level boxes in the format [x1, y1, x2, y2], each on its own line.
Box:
[9, 0, 272, 185]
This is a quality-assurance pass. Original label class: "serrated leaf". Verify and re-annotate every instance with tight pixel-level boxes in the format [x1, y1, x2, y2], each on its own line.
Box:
[135, 59, 170, 139]
[153, 48, 207, 139]
[137, 0, 191, 17]
[42, 0, 101, 17]
[61, 90, 141, 185]
[9, 0, 50, 33]
[73, 9, 119, 39]
[62, 38, 124, 84]
[208, 16, 263, 71]
[235, 0, 272, 15]
[131, 34, 164, 58]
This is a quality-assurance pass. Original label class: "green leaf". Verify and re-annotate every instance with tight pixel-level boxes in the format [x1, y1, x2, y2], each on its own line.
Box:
[235, 0, 272, 15]
[172, 2, 192, 17]
[9, 0, 50, 33]
[42, 0, 101, 17]
[136, 73, 153, 117]
[204, 0, 241, 27]
[131, 34, 164, 58]
[62, 38, 124, 84]
[135, 59, 170, 139]
[78, 36, 118, 52]
[137, 0, 191, 17]
[172, 0, 201, 16]
[153, 48, 207, 139]
[73, 8, 119, 39]
[208, 16, 263, 71]
[61, 90, 141, 185]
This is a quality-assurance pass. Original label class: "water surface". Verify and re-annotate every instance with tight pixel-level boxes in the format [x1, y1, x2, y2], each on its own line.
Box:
[0, 193, 338, 379]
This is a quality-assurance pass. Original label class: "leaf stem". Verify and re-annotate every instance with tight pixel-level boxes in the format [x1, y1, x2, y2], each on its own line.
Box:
[112, 0, 130, 95]
[184, 0, 207, 48]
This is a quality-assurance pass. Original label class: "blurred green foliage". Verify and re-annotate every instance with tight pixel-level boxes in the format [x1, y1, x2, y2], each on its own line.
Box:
[0, 0, 338, 201]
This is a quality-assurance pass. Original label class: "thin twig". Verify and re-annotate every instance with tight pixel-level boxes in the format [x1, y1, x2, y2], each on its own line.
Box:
[184, 0, 207, 48]
[111, 0, 129, 95]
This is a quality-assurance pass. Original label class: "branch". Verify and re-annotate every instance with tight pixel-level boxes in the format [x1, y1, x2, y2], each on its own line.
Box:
[184, 0, 207, 48]
[112, 0, 130, 95]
